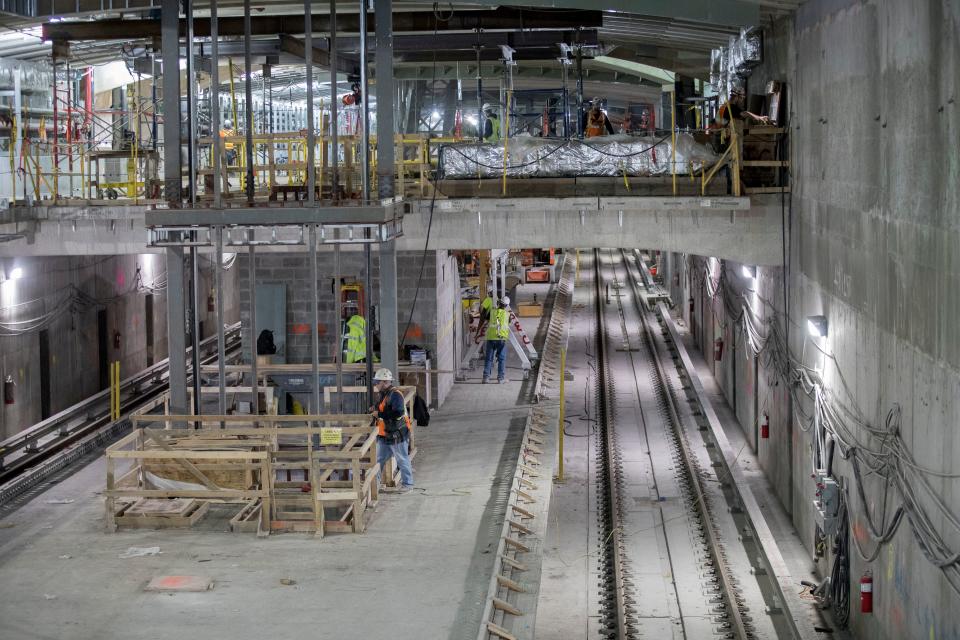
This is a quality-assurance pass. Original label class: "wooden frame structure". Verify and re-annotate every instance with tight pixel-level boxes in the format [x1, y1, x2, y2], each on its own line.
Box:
[106, 387, 417, 537]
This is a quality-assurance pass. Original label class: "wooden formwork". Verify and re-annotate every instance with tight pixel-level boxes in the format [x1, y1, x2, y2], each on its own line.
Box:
[109, 387, 418, 537]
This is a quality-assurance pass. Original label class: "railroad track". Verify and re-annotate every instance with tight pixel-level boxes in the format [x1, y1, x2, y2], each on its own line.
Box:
[0, 324, 242, 506]
[591, 248, 796, 640]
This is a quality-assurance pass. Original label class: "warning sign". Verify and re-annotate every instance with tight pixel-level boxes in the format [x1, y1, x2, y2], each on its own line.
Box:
[320, 427, 343, 445]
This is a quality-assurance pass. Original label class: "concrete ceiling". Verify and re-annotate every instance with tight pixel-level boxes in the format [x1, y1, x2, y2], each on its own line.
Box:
[0, 2, 806, 80]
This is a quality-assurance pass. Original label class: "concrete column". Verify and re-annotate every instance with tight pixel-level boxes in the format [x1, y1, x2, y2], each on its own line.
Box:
[165, 247, 188, 416]
[161, 0, 181, 204]
[379, 240, 399, 376]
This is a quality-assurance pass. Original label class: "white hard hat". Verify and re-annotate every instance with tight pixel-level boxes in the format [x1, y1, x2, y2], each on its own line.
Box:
[482, 103, 495, 112]
[501, 296, 510, 306]
[223, 119, 233, 129]
[373, 368, 394, 382]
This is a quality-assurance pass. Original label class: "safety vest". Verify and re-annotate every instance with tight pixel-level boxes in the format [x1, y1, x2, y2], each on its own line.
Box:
[586, 112, 606, 138]
[484, 116, 501, 142]
[485, 308, 510, 341]
[480, 296, 493, 321]
[376, 388, 412, 438]
[345, 314, 367, 364]
[219, 129, 236, 150]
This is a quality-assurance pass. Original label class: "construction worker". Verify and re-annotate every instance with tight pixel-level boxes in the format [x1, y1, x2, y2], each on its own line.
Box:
[483, 296, 510, 384]
[482, 103, 501, 142]
[220, 118, 237, 166]
[716, 88, 769, 125]
[371, 368, 414, 491]
[583, 97, 614, 138]
[344, 314, 367, 364]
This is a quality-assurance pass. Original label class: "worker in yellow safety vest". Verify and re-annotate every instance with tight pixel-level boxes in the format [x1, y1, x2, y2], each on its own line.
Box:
[345, 314, 368, 363]
[482, 296, 511, 384]
[482, 103, 501, 142]
[220, 119, 238, 165]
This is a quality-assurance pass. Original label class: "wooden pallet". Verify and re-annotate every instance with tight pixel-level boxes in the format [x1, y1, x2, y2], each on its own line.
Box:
[113, 498, 211, 529]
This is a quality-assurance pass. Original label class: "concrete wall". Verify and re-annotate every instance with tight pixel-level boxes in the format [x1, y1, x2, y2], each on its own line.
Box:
[0, 253, 239, 439]
[669, 2, 960, 638]
[236, 248, 454, 407]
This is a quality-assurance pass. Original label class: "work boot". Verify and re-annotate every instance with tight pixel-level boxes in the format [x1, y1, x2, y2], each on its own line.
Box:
[482, 377, 489, 384]
[499, 378, 507, 384]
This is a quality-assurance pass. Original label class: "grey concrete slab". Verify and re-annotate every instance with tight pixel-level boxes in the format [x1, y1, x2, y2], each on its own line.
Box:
[0, 377, 530, 640]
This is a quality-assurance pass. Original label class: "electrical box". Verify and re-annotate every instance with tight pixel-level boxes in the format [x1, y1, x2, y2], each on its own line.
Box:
[814, 475, 841, 536]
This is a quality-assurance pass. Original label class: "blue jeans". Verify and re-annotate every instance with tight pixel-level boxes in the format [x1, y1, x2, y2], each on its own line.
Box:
[377, 437, 414, 487]
[483, 339, 507, 381]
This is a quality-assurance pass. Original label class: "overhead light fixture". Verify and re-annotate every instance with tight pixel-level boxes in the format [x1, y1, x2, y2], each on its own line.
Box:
[807, 315, 828, 338]
[9, 267, 22, 279]
[431, 110, 441, 119]
[741, 265, 756, 280]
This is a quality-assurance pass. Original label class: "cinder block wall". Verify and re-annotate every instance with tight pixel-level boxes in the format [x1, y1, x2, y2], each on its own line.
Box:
[237, 248, 455, 406]
[666, 2, 960, 638]
[0, 253, 240, 439]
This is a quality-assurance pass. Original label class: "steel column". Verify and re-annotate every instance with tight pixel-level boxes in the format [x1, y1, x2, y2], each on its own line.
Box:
[189, 248, 202, 419]
[305, 0, 316, 205]
[330, 0, 339, 200]
[360, 0, 374, 402]
[185, 0, 197, 204]
[211, 0, 221, 207]
[375, 0, 398, 376]
[309, 225, 320, 414]
[165, 247, 188, 418]
[161, 0, 181, 204]
[243, 0, 255, 203]
[374, 0, 394, 200]
[248, 238, 258, 415]
[215, 227, 226, 419]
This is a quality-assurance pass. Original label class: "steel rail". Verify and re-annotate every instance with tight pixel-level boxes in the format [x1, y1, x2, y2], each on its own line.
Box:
[593, 248, 630, 639]
[620, 248, 752, 640]
[0, 323, 242, 487]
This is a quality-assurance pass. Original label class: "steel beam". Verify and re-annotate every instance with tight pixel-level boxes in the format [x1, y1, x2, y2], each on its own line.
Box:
[42, 9, 603, 41]
[278, 34, 356, 75]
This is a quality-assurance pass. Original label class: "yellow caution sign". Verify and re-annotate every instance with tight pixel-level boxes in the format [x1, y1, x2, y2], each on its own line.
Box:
[320, 427, 343, 446]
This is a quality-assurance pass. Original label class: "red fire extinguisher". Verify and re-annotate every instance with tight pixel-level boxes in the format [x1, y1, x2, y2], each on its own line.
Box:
[860, 571, 873, 614]
[3, 375, 14, 405]
[714, 337, 724, 361]
[761, 412, 770, 439]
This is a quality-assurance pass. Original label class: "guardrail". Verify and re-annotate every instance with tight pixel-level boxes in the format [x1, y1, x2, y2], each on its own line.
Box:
[0, 323, 242, 505]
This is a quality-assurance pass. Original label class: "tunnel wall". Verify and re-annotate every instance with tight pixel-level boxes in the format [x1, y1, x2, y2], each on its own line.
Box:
[668, 1, 960, 637]
[0, 254, 240, 439]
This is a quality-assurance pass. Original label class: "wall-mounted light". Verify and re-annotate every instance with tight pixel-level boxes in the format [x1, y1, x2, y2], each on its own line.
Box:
[741, 265, 756, 280]
[807, 314, 828, 338]
[9, 267, 22, 280]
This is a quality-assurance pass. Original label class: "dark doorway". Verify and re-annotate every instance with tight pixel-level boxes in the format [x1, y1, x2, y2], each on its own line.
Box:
[98, 309, 109, 390]
[145, 294, 155, 367]
[39, 329, 51, 420]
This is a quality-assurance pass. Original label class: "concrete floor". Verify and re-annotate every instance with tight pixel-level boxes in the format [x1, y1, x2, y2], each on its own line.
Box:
[0, 284, 550, 640]
[0, 374, 534, 640]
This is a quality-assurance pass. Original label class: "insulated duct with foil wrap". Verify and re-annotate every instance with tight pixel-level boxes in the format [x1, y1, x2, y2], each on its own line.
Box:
[438, 134, 717, 179]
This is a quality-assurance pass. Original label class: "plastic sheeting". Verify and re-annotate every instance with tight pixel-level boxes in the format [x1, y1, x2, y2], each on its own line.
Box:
[712, 25, 762, 100]
[438, 133, 718, 180]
